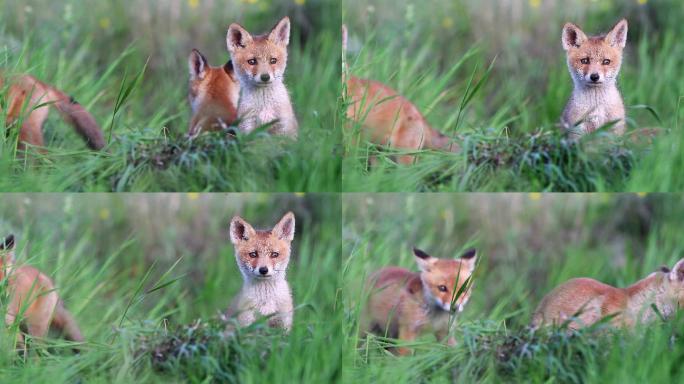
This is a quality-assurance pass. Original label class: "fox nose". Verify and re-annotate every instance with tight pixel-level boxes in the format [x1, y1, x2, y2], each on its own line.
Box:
[258, 266, 269, 275]
[260, 73, 271, 82]
[590, 73, 600, 82]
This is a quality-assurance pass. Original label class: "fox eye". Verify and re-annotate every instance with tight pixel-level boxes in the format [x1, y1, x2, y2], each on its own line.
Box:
[270, 251, 279, 258]
[247, 58, 257, 65]
[270, 58, 278, 65]
[438, 285, 448, 292]
[580, 58, 590, 65]
[249, 251, 258, 258]
[602, 59, 611, 65]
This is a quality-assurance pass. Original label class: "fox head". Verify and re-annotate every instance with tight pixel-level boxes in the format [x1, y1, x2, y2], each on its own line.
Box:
[663, 258, 684, 308]
[229, 212, 295, 281]
[227, 16, 291, 88]
[187, 49, 240, 137]
[413, 247, 477, 312]
[562, 19, 628, 88]
[0, 234, 15, 278]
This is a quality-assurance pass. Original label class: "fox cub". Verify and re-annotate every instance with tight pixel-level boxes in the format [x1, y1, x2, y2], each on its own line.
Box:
[227, 212, 295, 331]
[187, 49, 240, 137]
[561, 19, 629, 139]
[0, 73, 105, 150]
[342, 25, 459, 165]
[532, 258, 684, 330]
[227, 17, 298, 137]
[364, 247, 477, 355]
[0, 235, 84, 347]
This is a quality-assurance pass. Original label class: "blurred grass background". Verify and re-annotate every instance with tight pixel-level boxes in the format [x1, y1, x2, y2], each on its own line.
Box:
[0, 193, 342, 382]
[343, 0, 684, 192]
[342, 193, 684, 382]
[0, 0, 341, 192]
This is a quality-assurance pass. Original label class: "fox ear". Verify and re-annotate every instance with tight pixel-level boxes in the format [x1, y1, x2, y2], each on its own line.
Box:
[227, 23, 253, 53]
[459, 248, 477, 272]
[268, 16, 291, 46]
[230, 216, 256, 244]
[605, 19, 628, 48]
[0, 234, 15, 251]
[413, 248, 434, 272]
[669, 259, 684, 282]
[273, 212, 295, 241]
[189, 49, 208, 80]
[223, 60, 236, 80]
[562, 22, 588, 50]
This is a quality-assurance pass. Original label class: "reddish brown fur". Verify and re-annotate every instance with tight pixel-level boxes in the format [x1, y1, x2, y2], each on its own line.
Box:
[1, 74, 105, 150]
[342, 25, 459, 165]
[346, 77, 460, 165]
[364, 249, 476, 355]
[188, 50, 240, 136]
[1, 236, 84, 348]
[533, 259, 684, 329]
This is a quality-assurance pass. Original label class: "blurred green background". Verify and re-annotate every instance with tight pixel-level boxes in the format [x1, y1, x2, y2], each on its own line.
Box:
[0, 193, 342, 382]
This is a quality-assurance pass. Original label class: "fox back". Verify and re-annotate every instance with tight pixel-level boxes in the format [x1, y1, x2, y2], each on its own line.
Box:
[227, 17, 298, 137]
[187, 49, 240, 137]
[228, 212, 295, 331]
[561, 19, 628, 138]
[533, 258, 684, 329]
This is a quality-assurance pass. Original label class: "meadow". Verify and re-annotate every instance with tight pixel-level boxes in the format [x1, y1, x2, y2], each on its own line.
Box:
[0, 193, 342, 383]
[0, 0, 341, 192]
[342, 193, 684, 382]
[342, 0, 684, 192]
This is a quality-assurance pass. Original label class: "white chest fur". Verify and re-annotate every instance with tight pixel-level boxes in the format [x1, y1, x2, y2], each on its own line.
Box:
[238, 82, 296, 134]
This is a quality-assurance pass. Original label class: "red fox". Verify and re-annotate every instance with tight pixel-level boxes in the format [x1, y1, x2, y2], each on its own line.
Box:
[561, 19, 629, 139]
[227, 17, 298, 137]
[0, 235, 84, 347]
[187, 49, 240, 137]
[227, 212, 295, 331]
[342, 25, 459, 165]
[363, 247, 477, 355]
[0, 73, 105, 150]
[532, 259, 684, 329]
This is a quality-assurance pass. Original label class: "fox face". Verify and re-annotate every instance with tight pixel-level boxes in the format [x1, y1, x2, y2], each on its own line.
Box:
[0, 234, 15, 277]
[227, 17, 290, 88]
[665, 259, 684, 307]
[187, 49, 240, 137]
[413, 248, 477, 312]
[562, 19, 627, 88]
[229, 212, 295, 280]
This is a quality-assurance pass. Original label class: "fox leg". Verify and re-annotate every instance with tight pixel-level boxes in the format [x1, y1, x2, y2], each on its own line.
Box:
[6, 85, 48, 150]
[269, 305, 293, 332]
[26, 291, 58, 339]
[18, 106, 48, 150]
[237, 308, 256, 327]
[5, 295, 25, 347]
[435, 328, 457, 346]
[396, 324, 419, 356]
[389, 123, 424, 165]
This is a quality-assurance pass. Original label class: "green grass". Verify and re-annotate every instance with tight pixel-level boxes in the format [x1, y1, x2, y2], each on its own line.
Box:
[342, 193, 684, 382]
[0, 194, 342, 383]
[0, 1, 341, 192]
[342, 0, 684, 192]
